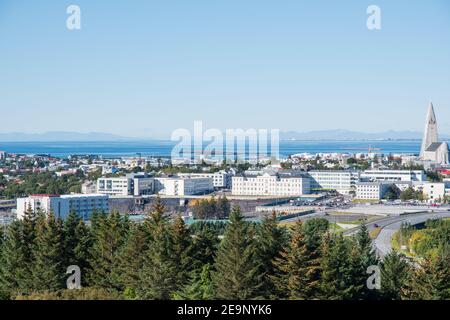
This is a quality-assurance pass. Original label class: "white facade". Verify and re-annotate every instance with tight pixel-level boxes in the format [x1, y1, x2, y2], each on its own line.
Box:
[232, 173, 310, 197]
[0, 151, 6, 160]
[361, 170, 426, 182]
[308, 170, 359, 195]
[97, 177, 131, 196]
[355, 182, 392, 200]
[413, 182, 450, 203]
[178, 171, 232, 188]
[16, 194, 109, 220]
[97, 173, 154, 196]
[155, 177, 214, 196]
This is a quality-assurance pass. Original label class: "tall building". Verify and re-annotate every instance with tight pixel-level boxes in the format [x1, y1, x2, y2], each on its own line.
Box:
[16, 194, 109, 220]
[420, 102, 449, 164]
[232, 171, 310, 197]
[308, 170, 360, 195]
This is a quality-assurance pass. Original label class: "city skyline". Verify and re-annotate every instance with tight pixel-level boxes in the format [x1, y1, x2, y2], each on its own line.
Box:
[1, 1, 450, 138]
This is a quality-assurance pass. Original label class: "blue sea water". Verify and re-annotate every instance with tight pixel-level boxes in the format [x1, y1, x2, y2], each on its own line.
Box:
[0, 140, 422, 159]
[0, 140, 420, 158]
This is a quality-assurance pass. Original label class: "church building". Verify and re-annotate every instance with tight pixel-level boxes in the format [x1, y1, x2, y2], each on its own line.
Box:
[420, 102, 449, 164]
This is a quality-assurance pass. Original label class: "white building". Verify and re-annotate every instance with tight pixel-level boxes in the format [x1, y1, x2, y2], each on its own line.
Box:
[420, 102, 449, 164]
[178, 170, 233, 189]
[16, 194, 109, 220]
[412, 182, 450, 203]
[355, 182, 393, 200]
[0, 151, 6, 160]
[308, 170, 360, 195]
[232, 172, 310, 197]
[97, 173, 154, 196]
[154, 177, 214, 196]
[361, 170, 426, 182]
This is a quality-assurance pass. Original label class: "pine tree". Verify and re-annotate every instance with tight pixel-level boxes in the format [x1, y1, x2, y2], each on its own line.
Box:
[114, 223, 148, 296]
[0, 221, 28, 298]
[403, 248, 450, 300]
[320, 233, 356, 300]
[62, 211, 81, 268]
[256, 211, 287, 298]
[380, 251, 411, 300]
[138, 200, 178, 300]
[174, 264, 214, 300]
[73, 219, 92, 286]
[87, 211, 128, 289]
[189, 224, 219, 270]
[213, 206, 262, 300]
[271, 220, 321, 299]
[350, 223, 380, 299]
[172, 215, 192, 289]
[31, 212, 65, 292]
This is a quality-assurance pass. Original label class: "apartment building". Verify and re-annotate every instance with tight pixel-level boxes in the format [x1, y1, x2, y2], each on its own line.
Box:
[97, 173, 154, 196]
[232, 172, 310, 197]
[16, 194, 109, 220]
[361, 170, 426, 182]
[355, 182, 393, 200]
[178, 170, 233, 189]
[308, 170, 360, 195]
[154, 177, 214, 196]
[413, 181, 450, 203]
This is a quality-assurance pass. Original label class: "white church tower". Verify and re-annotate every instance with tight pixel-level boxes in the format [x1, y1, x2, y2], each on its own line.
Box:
[420, 102, 439, 158]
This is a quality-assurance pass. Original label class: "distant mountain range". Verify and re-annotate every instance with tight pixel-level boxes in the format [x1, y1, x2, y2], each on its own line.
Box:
[0, 131, 139, 142]
[280, 130, 450, 141]
[0, 130, 449, 142]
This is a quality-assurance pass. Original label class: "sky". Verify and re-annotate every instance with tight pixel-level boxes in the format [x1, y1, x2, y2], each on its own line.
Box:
[1, 0, 450, 139]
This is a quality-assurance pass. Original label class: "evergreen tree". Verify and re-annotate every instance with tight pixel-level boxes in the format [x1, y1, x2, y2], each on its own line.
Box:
[31, 212, 65, 292]
[0, 221, 28, 298]
[62, 211, 81, 268]
[403, 248, 450, 300]
[380, 251, 411, 300]
[256, 211, 287, 298]
[189, 224, 219, 270]
[73, 220, 92, 286]
[172, 215, 192, 289]
[271, 221, 321, 299]
[174, 264, 214, 300]
[87, 211, 128, 289]
[115, 223, 148, 296]
[351, 223, 380, 299]
[213, 206, 262, 300]
[320, 233, 357, 299]
[138, 199, 178, 300]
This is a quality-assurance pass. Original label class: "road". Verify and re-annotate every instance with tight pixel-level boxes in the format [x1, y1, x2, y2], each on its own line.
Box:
[342, 210, 450, 257]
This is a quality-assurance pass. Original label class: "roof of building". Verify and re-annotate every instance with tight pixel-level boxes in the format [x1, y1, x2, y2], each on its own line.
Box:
[425, 142, 446, 152]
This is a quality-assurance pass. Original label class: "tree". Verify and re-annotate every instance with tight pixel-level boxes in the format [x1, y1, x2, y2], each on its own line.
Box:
[380, 251, 411, 300]
[320, 233, 357, 300]
[138, 200, 178, 300]
[271, 221, 321, 299]
[213, 206, 262, 300]
[171, 215, 192, 290]
[255, 211, 287, 298]
[31, 212, 65, 292]
[0, 221, 29, 298]
[351, 223, 379, 299]
[62, 211, 82, 268]
[87, 212, 128, 289]
[403, 248, 450, 300]
[174, 264, 214, 300]
[114, 224, 148, 297]
[189, 224, 219, 270]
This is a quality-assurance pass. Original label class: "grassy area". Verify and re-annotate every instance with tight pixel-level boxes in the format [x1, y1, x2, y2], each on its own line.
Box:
[369, 227, 382, 239]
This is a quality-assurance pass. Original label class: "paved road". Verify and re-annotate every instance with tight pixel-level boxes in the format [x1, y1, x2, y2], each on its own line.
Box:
[373, 212, 450, 257]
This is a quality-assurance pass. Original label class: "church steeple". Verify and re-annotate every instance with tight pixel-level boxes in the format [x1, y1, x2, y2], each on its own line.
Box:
[420, 102, 439, 157]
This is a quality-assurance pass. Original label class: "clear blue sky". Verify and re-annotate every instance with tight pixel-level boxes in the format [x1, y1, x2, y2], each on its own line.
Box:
[1, 0, 450, 139]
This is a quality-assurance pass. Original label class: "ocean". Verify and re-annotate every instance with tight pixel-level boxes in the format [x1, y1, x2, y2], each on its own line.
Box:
[0, 140, 422, 159]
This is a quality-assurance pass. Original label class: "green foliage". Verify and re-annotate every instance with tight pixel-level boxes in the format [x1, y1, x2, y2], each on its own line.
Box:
[174, 264, 214, 300]
[191, 196, 231, 220]
[213, 206, 262, 300]
[380, 251, 411, 300]
[271, 221, 321, 299]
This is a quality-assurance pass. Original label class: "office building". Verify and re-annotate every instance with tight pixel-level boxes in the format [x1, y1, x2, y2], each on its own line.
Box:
[308, 170, 359, 195]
